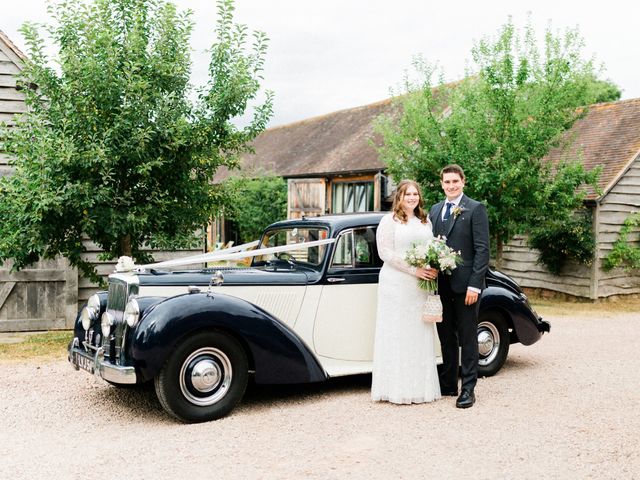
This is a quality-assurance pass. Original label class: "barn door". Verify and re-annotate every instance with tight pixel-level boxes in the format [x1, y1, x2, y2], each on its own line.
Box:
[287, 178, 326, 219]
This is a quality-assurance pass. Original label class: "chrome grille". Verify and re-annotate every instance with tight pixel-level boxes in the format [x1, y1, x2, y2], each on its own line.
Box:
[107, 281, 128, 323]
[103, 274, 139, 365]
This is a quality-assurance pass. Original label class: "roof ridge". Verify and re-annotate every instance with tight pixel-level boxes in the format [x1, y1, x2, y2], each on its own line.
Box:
[588, 97, 640, 109]
[0, 29, 27, 61]
[267, 97, 396, 131]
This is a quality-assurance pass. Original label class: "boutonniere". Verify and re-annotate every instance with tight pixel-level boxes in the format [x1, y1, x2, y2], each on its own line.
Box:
[453, 206, 465, 218]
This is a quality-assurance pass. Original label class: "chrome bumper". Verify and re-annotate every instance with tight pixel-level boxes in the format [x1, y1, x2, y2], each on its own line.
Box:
[68, 338, 137, 384]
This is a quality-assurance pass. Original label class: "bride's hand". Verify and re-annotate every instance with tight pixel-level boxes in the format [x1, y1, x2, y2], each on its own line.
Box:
[416, 267, 438, 280]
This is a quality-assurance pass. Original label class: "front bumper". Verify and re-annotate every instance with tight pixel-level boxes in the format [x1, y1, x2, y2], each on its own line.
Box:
[538, 319, 551, 333]
[68, 338, 137, 384]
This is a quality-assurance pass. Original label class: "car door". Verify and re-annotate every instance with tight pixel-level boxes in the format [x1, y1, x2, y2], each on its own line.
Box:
[313, 227, 381, 362]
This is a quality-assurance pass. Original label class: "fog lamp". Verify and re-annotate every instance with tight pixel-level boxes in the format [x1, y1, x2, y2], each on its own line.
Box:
[101, 311, 114, 337]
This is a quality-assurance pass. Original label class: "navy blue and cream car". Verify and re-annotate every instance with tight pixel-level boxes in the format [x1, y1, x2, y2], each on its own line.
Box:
[69, 212, 550, 423]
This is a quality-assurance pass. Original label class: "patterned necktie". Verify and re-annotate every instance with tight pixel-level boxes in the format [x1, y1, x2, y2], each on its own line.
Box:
[443, 202, 454, 221]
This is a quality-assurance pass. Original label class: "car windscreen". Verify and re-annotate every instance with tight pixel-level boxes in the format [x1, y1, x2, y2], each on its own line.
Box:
[252, 227, 330, 269]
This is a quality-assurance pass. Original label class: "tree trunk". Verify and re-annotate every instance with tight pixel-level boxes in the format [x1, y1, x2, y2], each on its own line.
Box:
[120, 234, 132, 258]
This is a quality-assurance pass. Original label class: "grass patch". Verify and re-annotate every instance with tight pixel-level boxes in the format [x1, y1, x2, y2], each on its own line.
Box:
[0, 330, 71, 362]
[530, 296, 640, 317]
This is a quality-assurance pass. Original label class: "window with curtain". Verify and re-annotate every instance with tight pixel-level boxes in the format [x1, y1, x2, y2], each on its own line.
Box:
[332, 181, 374, 213]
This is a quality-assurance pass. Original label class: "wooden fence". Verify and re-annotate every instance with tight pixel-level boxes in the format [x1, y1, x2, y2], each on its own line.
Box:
[0, 258, 78, 332]
[0, 246, 203, 332]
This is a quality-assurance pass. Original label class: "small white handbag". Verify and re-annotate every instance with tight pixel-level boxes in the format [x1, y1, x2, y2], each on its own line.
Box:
[422, 294, 443, 323]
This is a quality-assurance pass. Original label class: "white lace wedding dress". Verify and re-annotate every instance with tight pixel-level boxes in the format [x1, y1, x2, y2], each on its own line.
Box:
[371, 213, 442, 404]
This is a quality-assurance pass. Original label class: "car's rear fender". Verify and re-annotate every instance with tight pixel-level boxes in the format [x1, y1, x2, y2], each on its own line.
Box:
[129, 292, 327, 385]
[480, 286, 544, 346]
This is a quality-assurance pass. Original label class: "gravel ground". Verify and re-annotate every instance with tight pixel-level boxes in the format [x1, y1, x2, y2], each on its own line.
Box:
[1, 311, 639, 480]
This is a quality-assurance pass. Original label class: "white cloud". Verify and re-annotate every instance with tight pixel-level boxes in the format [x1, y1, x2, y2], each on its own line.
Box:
[3, 0, 639, 127]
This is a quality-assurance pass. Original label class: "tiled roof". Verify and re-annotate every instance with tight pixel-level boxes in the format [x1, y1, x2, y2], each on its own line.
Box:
[217, 98, 399, 181]
[543, 98, 640, 199]
[225, 95, 640, 201]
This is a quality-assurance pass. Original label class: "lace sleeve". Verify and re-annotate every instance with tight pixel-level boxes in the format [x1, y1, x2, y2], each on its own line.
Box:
[376, 214, 417, 276]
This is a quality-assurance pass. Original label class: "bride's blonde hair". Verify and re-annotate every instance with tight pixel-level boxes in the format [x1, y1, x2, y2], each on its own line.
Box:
[391, 180, 427, 224]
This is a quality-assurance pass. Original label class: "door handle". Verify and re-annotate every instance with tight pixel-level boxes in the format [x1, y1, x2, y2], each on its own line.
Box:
[327, 277, 345, 283]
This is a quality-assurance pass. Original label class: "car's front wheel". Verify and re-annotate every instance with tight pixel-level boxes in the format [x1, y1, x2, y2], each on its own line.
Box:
[477, 313, 510, 377]
[155, 331, 248, 423]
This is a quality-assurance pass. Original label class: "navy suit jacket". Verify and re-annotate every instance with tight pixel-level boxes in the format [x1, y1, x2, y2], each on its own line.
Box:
[429, 194, 490, 294]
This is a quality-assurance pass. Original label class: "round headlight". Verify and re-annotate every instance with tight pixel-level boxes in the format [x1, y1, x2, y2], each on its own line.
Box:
[80, 308, 93, 331]
[101, 311, 114, 337]
[81, 294, 102, 331]
[124, 299, 140, 327]
[87, 294, 101, 311]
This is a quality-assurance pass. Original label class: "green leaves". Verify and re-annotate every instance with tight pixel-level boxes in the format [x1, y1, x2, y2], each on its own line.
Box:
[528, 213, 596, 275]
[0, 0, 272, 280]
[376, 18, 620, 273]
[221, 175, 287, 244]
[604, 212, 640, 272]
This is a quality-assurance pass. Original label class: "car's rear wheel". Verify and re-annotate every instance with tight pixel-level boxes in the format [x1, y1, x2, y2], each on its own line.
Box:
[477, 313, 509, 377]
[155, 331, 248, 423]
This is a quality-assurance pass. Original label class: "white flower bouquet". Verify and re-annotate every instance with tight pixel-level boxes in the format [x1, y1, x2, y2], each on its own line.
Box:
[405, 236, 462, 292]
[405, 236, 461, 323]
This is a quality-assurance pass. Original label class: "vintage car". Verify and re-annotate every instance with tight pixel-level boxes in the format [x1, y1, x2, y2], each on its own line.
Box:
[69, 212, 550, 423]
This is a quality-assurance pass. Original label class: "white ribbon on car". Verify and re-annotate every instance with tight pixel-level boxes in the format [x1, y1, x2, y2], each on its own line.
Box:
[136, 240, 260, 270]
[132, 237, 335, 271]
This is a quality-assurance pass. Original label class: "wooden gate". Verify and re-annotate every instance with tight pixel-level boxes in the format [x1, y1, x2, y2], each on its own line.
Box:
[0, 258, 78, 332]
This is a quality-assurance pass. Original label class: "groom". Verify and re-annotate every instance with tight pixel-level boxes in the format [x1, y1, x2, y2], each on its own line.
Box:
[429, 164, 490, 408]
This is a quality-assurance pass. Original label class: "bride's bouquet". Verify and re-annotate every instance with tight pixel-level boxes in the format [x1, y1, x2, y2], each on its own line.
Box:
[405, 236, 462, 292]
[405, 236, 461, 323]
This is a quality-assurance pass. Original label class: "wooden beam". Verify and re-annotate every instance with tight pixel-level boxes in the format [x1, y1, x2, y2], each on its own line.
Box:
[0, 60, 20, 75]
[64, 260, 79, 328]
[0, 99, 27, 113]
[0, 281, 16, 309]
[0, 75, 17, 87]
[0, 270, 67, 282]
[590, 203, 601, 299]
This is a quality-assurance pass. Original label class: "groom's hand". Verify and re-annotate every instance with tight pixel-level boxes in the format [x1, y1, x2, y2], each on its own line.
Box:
[465, 289, 479, 305]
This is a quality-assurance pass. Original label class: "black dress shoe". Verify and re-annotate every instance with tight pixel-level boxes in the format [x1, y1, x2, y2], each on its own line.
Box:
[456, 389, 475, 408]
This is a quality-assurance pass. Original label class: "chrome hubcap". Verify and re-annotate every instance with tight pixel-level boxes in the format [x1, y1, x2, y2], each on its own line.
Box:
[477, 321, 500, 366]
[180, 347, 232, 406]
[191, 359, 222, 392]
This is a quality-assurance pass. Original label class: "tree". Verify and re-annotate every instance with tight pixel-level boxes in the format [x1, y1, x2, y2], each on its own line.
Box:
[0, 0, 273, 282]
[376, 19, 620, 269]
[222, 174, 287, 244]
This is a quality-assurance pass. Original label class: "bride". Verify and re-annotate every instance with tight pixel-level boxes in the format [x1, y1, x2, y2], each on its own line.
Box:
[371, 179, 441, 404]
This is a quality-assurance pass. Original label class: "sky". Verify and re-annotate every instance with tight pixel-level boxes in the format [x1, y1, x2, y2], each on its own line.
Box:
[3, 0, 639, 128]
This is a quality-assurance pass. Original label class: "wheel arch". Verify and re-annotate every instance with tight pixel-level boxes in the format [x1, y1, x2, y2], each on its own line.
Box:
[480, 286, 530, 344]
[167, 324, 257, 374]
[129, 292, 327, 385]
[479, 305, 517, 343]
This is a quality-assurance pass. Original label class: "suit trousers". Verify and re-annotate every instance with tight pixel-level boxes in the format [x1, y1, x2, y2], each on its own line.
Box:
[436, 276, 479, 392]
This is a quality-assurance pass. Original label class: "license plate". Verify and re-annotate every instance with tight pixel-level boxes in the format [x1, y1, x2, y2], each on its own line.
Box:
[73, 351, 95, 374]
